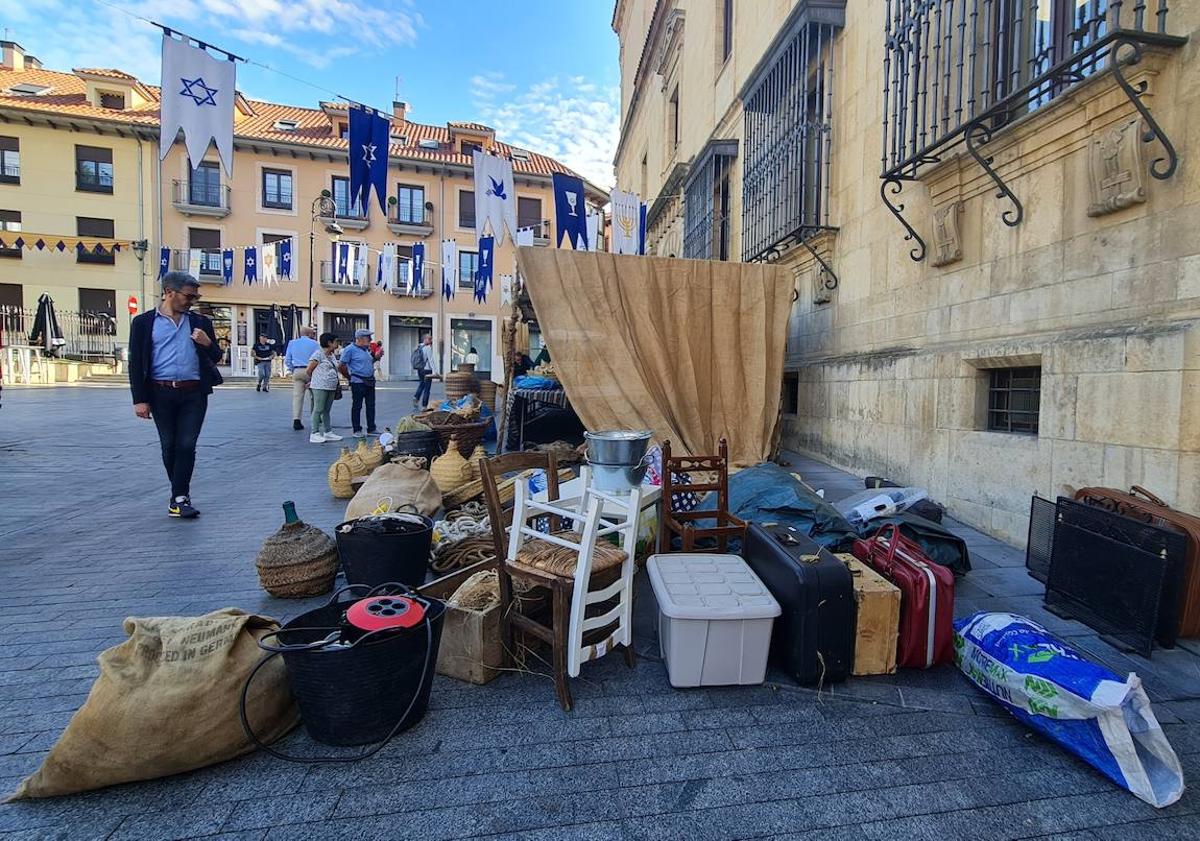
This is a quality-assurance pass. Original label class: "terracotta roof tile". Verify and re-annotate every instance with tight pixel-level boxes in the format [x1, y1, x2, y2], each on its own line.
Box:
[447, 121, 494, 133]
[73, 68, 138, 80]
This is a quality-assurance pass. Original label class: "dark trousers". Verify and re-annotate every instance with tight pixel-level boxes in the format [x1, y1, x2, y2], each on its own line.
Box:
[150, 387, 208, 498]
[350, 380, 376, 432]
[414, 369, 433, 407]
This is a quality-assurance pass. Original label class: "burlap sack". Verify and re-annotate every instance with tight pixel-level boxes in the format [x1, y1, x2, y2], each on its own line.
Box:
[9, 609, 297, 800]
[344, 460, 442, 521]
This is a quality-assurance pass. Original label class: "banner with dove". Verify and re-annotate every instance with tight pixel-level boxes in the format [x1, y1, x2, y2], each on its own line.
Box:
[475, 235, 494, 303]
[158, 34, 236, 174]
[610, 189, 641, 255]
[473, 150, 517, 245]
[552, 172, 588, 250]
[243, 246, 257, 284]
[221, 249, 234, 285]
[349, 105, 389, 215]
[442, 238, 457, 300]
[412, 242, 425, 295]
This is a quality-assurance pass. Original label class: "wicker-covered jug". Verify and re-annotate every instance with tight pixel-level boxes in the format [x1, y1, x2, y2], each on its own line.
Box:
[431, 436, 472, 491]
[468, 444, 488, 480]
[357, 438, 383, 471]
[255, 501, 339, 598]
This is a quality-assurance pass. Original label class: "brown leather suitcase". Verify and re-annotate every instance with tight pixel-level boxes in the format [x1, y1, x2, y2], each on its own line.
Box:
[1074, 485, 1200, 637]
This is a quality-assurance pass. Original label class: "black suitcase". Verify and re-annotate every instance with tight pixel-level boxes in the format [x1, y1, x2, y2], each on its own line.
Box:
[742, 523, 855, 686]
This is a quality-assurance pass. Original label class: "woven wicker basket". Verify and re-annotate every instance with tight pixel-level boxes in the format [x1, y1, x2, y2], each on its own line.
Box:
[255, 521, 339, 598]
[357, 439, 383, 471]
[340, 447, 370, 477]
[431, 438, 472, 492]
[416, 411, 487, 456]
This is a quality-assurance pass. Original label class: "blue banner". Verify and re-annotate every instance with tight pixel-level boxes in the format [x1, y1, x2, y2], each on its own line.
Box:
[222, 249, 234, 286]
[158, 247, 170, 280]
[475, 236, 494, 304]
[348, 105, 389, 215]
[412, 242, 425, 294]
[552, 172, 588, 250]
[337, 242, 350, 282]
[279, 238, 292, 280]
[244, 246, 257, 284]
[639, 202, 648, 255]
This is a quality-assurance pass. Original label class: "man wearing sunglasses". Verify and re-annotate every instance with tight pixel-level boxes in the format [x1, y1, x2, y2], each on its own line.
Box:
[128, 271, 223, 519]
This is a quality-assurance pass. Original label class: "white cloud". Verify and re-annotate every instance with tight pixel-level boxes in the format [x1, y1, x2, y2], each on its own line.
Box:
[470, 74, 619, 190]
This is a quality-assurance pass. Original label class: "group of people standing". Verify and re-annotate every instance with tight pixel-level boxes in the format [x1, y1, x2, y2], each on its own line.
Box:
[281, 327, 383, 443]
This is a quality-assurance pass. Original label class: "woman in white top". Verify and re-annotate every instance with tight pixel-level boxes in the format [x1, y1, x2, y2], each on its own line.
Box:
[465, 346, 480, 366]
[304, 332, 343, 443]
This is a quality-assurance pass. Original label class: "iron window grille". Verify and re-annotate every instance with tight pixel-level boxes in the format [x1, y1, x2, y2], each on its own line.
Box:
[740, 2, 843, 265]
[987, 366, 1041, 434]
[683, 140, 737, 260]
[881, 1, 1186, 261]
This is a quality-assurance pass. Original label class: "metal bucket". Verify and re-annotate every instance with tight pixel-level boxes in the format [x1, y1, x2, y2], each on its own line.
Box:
[584, 429, 653, 466]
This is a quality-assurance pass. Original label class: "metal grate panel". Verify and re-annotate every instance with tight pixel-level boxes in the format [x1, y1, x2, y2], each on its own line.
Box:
[1025, 494, 1055, 583]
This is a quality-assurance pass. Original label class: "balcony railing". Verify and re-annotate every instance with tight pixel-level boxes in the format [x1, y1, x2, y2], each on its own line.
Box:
[880, 0, 1186, 261]
[0, 161, 18, 183]
[520, 219, 552, 245]
[0, 305, 117, 360]
[172, 179, 231, 217]
[321, 201, 370, 231]
[387, 205, 434, 235]
[319, 260, 369, 292]
[172, 248, 225, 283]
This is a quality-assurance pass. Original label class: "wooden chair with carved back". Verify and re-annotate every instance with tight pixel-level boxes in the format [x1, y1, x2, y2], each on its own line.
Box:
[658, 437, 746, 554]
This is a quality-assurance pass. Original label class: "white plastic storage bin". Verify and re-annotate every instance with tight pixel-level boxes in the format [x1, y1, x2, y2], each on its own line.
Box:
[647, 553, 781, 688]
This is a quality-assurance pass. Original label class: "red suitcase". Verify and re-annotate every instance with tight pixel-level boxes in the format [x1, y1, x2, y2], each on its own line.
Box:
[852, 524, 955, 668]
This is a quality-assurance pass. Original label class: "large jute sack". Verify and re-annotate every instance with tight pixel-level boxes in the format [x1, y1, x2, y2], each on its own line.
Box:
[9, 609, 297, 800]
[344, 459, 442, 521]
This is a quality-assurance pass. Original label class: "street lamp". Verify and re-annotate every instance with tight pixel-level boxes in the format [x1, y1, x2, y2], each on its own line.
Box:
[309, 190, 343, 324]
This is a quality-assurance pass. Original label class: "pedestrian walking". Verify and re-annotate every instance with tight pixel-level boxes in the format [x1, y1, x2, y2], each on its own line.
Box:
[128, 271, 223, 519]
[412, 333, 437, 410]
[304, 332, 343, 444]
[339, 328, 378, 437]
[284, 325, 319, 430]
[252, 333, 274, 392]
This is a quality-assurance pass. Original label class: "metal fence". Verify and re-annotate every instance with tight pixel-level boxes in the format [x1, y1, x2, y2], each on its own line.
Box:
[0, 305, 119, 360]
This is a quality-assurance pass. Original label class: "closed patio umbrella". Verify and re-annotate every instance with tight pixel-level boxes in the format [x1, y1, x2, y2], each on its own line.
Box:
[28, 293, 66, 355]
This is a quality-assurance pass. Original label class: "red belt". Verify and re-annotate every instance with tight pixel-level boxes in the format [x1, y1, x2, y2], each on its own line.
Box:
[154, 379, 202, 390]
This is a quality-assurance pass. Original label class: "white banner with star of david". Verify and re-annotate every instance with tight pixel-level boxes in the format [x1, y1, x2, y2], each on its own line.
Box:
[159, 34, 236, 174]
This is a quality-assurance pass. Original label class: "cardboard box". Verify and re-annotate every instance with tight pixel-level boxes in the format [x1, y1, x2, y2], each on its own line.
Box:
[419, 561, 507, 685]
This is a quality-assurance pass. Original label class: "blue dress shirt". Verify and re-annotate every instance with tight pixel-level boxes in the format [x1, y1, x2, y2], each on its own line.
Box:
[150, 311, 201, 382]
[284, 336, 318, 371]
[341, 343, 376, 383]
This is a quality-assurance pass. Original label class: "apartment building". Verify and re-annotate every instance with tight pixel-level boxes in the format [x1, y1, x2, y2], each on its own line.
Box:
[613, 1, 1200, 544]
[0, 40, 605, 381]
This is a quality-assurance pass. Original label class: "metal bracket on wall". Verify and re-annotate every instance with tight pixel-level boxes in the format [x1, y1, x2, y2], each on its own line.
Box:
[965, 119, 1024, 228]
[1112, 37, 1179, 180]
[880, 178, 927, 263]
[798, 236, 838, 292]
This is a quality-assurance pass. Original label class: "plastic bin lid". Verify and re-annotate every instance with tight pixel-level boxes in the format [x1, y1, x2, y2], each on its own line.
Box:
[647, 554, 781, 620]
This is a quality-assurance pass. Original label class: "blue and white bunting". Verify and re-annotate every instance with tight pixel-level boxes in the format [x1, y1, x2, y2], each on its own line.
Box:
[158, 34, 236, 174]
[412, 242, 425, 295]
[475, 235, 494, 304]
[552, 172, 588, 250]
[243, 246, 257, 284]
[442, 238, 457, 300]
[221, 248, 234, 285]
[348, 105, 389, 215]
[473, 150, 517, 245]
[279, 238, 292, 280]
[158, 246, 170, 279]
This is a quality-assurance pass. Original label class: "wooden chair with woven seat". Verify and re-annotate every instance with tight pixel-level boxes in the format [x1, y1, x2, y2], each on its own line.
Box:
[658, 437, 746, 554]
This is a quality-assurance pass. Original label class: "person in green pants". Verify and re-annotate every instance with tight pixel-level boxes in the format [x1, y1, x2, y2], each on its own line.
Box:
[304, 333, 343, 443]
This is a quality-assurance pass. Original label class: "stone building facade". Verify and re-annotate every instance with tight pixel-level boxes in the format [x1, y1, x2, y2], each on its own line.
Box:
[613, 1, 1200, 545]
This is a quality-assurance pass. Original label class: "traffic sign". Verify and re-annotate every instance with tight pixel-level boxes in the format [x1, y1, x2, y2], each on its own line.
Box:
[127, 295, 138, 315]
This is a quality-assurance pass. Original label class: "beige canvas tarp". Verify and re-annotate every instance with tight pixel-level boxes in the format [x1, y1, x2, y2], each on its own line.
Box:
[517, 248, 793, 467]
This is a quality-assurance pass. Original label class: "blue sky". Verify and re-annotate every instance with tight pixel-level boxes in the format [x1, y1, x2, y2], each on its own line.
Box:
[0, 0, 622, 186]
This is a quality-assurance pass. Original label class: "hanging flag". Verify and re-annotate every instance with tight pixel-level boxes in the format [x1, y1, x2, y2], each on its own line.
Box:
[475, 235, 494, 304]
[552, 172, 588, 250]
[586, 208, 602, 252]
[158, 247, 171, 279]
[610, 189, 641, 254]
[473, 150, 517, 245]
[378, 243, 396, 292]
[353, 243, 369, 286]
[260, 242, 278, 285]
[500, 274, 513, 306]
[442, 238, 458, 300]
[187, 248, 202, 278]
[639, 203, 648, 255]
[516, 226, 535, 248]
[243, 246, 258, 283]
[411, 242, 425, 295]
[337, 242, 350, 282]
[348, 105, 389, 215]
[221, 248, 234, 285]
[279, 238, 293, 280]
[158, 34, 236, 174]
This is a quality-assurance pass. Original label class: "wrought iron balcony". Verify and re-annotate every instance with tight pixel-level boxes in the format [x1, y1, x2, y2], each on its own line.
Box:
[390, 264, 436, 298]
[386, 205, 434, 237]
[319, 260, 369, 293]
[320, 202, 370, 231]
[171, 179, 231, 217]
[880, 0, 1186, 262]
[521, 219, 551, 245]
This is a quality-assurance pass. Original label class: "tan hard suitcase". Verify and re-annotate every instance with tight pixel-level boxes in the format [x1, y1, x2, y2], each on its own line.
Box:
[837, 553, 901, 675]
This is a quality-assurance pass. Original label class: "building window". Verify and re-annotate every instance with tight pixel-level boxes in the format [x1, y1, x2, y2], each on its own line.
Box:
[76, 217, 115, 265]
[668, 87, 680, 152]
[742, 18, 838, 262]
[78, 287, 117, 335]
[987, 366, 1041, 435]
[261, 168, 293, 210]
[324, 312, 368, 346]
[458, 190, 476, 229]
[460, 140, 482, 156]
[722, 0, 734, 62]
[517, 196, 542, 231]
[0, 136, 18, 183]
[0, 209, 21, 259]
[782, 371, 798, 415]
[188, 228, 222, 275]
[189, 162, 222, 207]
[458, 249, 479, 289]
[75, 145, 114, 193]
[683, 141, 736, 260]
[99, 91, 125, 110]
[337, 122, 349, 139]
[331, 176, 365, 218]
[395, 185, 425, 224]
[450, 317, 492, 377]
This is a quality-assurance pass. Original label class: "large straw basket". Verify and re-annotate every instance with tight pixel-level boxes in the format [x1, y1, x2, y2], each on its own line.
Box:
[415, 410, 487, 456]
[255, 521, 339, 598]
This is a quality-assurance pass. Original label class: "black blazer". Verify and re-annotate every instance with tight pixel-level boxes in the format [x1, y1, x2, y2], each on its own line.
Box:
[128, 309, 223, 404]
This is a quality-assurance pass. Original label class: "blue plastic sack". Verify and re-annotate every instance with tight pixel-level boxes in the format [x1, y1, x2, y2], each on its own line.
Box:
[514, 375, 560, 390]
[954, 612, 1184, 807]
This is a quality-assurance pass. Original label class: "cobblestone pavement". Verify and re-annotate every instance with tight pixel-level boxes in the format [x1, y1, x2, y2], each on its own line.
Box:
[0, 385, 1197, 840]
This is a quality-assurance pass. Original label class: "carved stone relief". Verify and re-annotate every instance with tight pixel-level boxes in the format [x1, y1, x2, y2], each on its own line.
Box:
[810, 265, 833, 305]
[931, 200, 963, 268]
[1087, 118, 1147, 217]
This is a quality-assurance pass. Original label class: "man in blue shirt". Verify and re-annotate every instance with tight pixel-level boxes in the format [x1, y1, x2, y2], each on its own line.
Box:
[338, 328, 378, 437]
[284, 326, 319, 431]
[128, 272, 222, 519]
